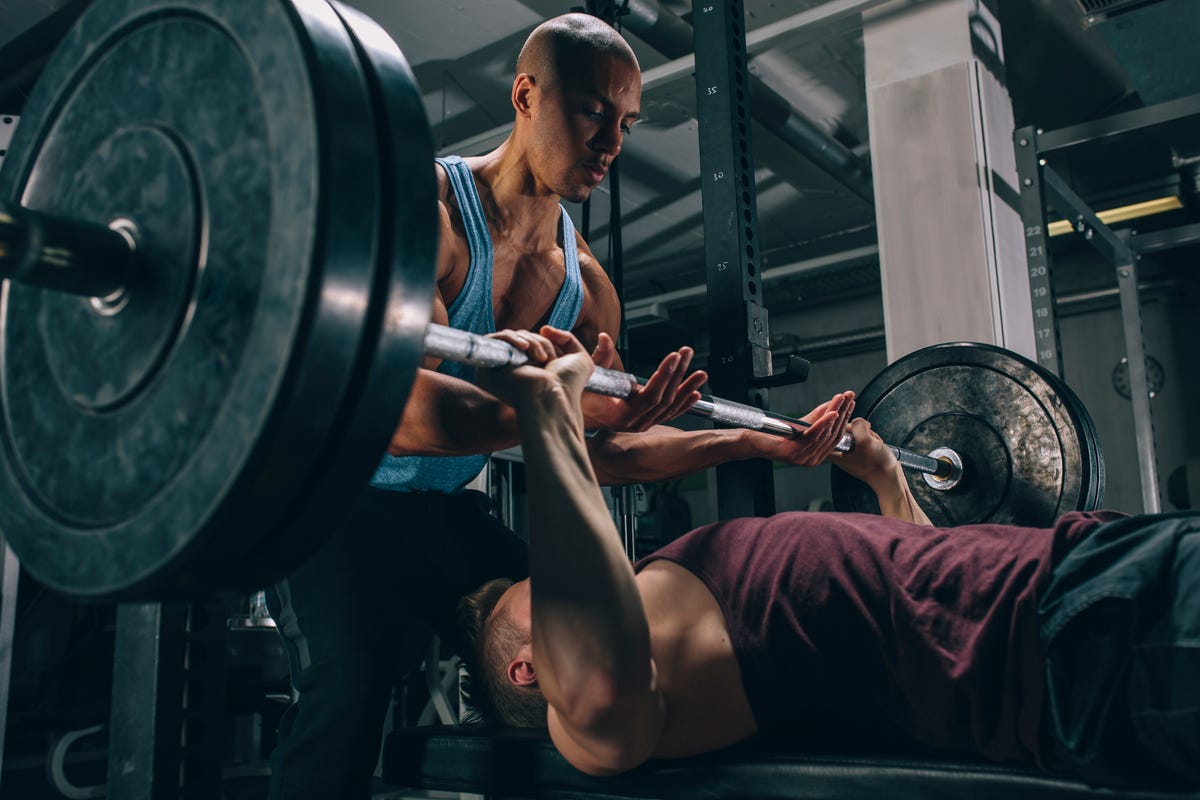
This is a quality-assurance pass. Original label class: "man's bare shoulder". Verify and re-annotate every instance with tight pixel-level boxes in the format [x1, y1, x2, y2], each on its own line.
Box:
[574, 234, 619, 303]
[434, 159, 454, 203]
[436, 161, 468, 282]
[571, 238, 620, 344]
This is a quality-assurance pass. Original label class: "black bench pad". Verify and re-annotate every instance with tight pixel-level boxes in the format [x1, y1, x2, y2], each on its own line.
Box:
[382, 725, 1200, 800]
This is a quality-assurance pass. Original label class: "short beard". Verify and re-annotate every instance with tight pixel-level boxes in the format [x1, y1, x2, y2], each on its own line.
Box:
[558, 184, 594, 204]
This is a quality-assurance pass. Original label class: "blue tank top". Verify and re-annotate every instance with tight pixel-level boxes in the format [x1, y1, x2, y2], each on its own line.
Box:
[371, 155, 584, 492]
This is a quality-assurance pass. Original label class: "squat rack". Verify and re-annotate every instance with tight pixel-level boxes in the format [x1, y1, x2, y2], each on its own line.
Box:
[1014, 91, 1200, 514]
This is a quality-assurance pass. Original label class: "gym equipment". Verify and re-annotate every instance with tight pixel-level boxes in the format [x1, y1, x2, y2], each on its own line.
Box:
[0, 0, 435, 599]
[831, 343, 1104, 527]
[425, 328, 1102, 529]
[426, 324, 962, 482]
[0, 0, 1102, 599]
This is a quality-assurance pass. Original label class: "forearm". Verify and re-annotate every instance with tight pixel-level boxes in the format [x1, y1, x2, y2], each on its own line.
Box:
[516, 388, 659, 732]
[868, 465, 932, 526]
[587, 425, 759, 485]
[386, 368, 519, 456]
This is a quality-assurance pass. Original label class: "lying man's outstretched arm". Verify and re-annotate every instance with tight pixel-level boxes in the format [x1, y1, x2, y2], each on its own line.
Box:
[830, 418, 933, 526]
[477, 327, 666, 775]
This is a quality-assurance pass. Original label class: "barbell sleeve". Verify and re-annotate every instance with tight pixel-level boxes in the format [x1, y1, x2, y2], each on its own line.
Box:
[892, 446, 949, 478]
[0, 202, 136, 298]
[424, 323, 960, 483]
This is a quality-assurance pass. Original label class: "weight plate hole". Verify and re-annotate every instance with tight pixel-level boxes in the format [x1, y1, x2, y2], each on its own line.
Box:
[88, 218, 139, 315]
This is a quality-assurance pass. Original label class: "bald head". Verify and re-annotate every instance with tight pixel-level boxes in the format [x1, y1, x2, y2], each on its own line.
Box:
[516, 13, 639, 93]
[508, 14, 641, 202]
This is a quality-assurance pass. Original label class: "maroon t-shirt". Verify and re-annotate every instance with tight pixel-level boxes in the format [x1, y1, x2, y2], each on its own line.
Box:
[635, 510, 1124, 764]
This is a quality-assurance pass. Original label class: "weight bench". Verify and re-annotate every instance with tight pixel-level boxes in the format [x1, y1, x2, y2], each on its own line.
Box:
[381, 725, 1200, 800]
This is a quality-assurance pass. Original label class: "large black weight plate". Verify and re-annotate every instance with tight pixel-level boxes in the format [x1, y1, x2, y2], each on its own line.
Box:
[1056, 371, 1104, 513]
[831, 343, 1104, 527]
[226, 3, 439, 581]
[0, 0, 431, 599]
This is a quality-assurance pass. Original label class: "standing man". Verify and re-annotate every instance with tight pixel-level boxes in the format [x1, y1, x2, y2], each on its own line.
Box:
[267, 14, 853, 799]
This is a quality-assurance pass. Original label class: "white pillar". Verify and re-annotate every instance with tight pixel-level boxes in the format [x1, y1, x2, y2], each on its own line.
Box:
[864, 0, 1034, 361]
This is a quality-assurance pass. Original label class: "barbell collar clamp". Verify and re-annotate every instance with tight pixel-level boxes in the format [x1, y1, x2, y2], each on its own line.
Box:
[922, 447, 964, 491]
[0, 202, 137, 299]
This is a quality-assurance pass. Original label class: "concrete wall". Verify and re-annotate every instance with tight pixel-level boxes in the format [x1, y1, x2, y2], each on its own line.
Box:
[1058, 287, 1200, 514]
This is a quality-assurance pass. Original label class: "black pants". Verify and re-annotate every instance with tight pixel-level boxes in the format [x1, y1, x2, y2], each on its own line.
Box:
[1039, 510, 1200, 789]
[265, 487, 528, 800]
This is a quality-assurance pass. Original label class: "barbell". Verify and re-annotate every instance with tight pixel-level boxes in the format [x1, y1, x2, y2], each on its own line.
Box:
[423, 324, 961, 482]
[0, 0, 1103, 601]
[423, 324, 1103, 527]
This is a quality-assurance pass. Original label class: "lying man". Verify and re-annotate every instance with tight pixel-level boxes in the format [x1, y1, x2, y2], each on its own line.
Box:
[457, 326, 1200, 790]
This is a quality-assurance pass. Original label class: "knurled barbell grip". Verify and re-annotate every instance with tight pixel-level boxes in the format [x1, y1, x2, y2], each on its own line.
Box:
[423, 323, 644, 397]
[425, 324, 957, 481]
[891, 446, 950, 478]
[425, 325, 791, 429]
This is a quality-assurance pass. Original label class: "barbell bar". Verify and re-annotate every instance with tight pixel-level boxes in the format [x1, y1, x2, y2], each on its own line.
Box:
[0, 201, 135, 298]
[423, 324, 961, 485]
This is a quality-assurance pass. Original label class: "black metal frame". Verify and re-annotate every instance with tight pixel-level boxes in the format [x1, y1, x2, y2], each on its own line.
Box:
[0, 0, 90, 114]
[108, 601, 228, 799]
[0, 538, 17, 799]
[1013, 130, 1064, 376]
[693, 0, 776, 519]
[1130, 221, 1200, 254]
[1034, 92, 1200, 155]
[1013, 91, 1200, 513]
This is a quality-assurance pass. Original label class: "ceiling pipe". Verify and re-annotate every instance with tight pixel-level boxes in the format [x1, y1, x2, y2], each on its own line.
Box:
[621, 0, 875, 205]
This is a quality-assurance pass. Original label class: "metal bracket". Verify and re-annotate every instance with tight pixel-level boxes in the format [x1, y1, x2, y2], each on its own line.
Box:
[750, 355, 811, 389]
[1038, 165, 1160, 512]
[1040, 166, 1136, 266]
